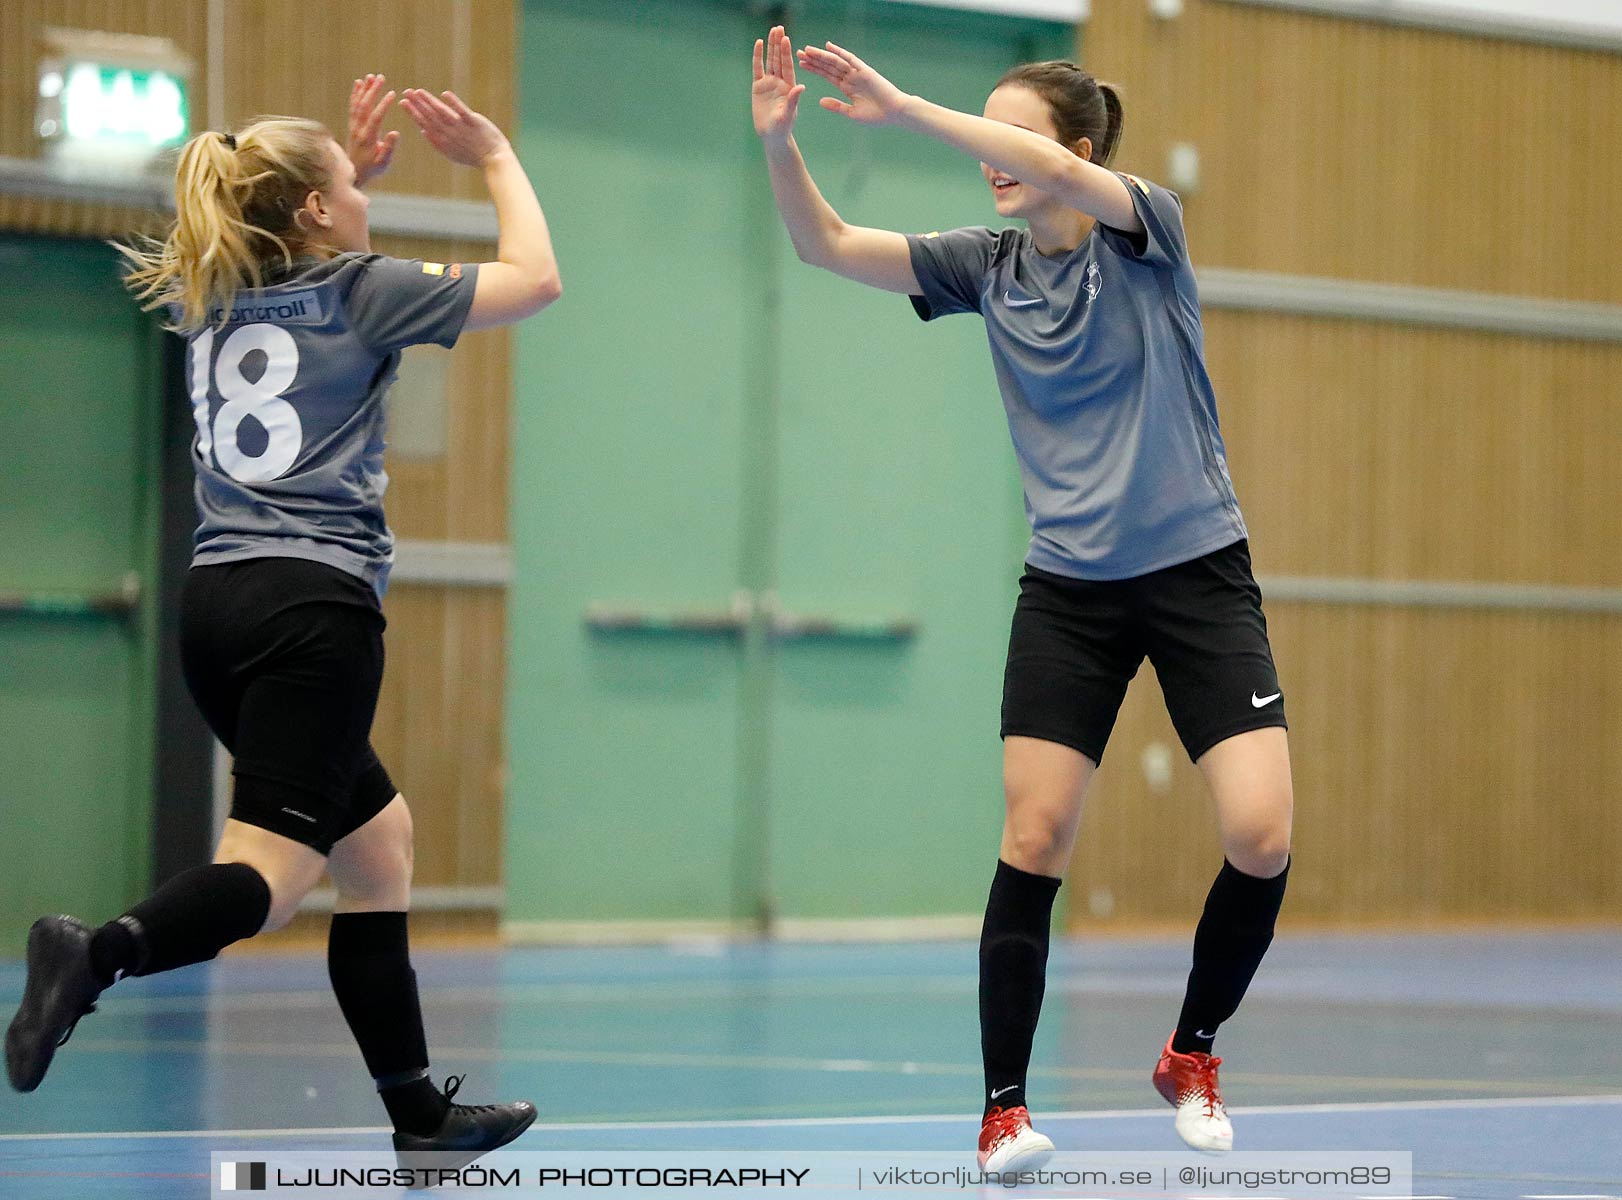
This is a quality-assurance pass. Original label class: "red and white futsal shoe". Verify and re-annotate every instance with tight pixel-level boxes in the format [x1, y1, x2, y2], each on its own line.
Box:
[1152, 1034, 1233, 1153]
[977, 1105, 1055, 1172]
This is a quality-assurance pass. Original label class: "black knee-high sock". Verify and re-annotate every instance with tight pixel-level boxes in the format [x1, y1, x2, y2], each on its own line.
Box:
[979, 859, 1062, 1118]
[328, 911, 446, 1136]
[1172, 858, 1290, 1055]
[87, 863, 271, 985]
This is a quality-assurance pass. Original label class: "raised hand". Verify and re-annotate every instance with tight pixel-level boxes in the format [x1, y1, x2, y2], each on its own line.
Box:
[347, 74, 400, 187]
[399, 88, 510, 168]
[752, 25, 806, 142]
[796, 42, 909, 126]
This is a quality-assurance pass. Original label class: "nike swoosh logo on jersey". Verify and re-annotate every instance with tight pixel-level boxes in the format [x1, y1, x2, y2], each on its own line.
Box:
[1002, 291, 1042, 308]
[1251, 691, 1281, 708]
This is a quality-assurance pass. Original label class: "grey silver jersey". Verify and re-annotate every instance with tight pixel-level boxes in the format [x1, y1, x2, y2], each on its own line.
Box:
[907, 174, 1246, 580]
[180, 253, 478, 597]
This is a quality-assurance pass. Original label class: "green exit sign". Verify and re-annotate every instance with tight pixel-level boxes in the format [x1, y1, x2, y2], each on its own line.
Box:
[40, 64, 188, 148]
[37, 29, 194, 166]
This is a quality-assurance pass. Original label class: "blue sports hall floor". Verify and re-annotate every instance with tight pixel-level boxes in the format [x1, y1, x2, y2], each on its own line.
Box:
[2, 930, 1620, 1198]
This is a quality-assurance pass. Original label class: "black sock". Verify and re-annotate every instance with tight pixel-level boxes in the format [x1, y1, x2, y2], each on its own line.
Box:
[328, 911, 445, 1136]
[979, 859, 1062, 1119]
[1173, 858, 1290, 1055]
[377, 1070, 448, 1137]
[88, 862, 271, 985]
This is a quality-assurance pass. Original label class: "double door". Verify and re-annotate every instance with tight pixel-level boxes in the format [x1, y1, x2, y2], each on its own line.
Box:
[508, 0, 1073, 929]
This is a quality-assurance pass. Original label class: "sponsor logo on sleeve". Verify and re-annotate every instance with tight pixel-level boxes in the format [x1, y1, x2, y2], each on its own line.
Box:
[421, 261, 446, 276]
[448, 262, 462, 280]
[205, 289, 324, 326]
[1123, 173, 1150, 197]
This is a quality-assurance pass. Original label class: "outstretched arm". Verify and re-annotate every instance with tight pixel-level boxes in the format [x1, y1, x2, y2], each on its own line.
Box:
[798, 42, 1144, 236]
[753, 26, 918, 295]
[400, 88, 562, 330]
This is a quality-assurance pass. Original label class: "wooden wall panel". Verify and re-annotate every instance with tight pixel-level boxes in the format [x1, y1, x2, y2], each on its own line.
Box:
[1205, 311, 1622, 588]
[1071, 603, 1622, 926]
[1083, 1, 1622, 303]
[1062, 0, 1621, 926]
[370, 585, 507, 891]
[365, 231, 510, 899]
[368, 232, 511, 546]
[222, 0, 515, 201]
[1067, 314, 1620, 927]
[0, 196, 164, 240]
[219, 0, 523, 903]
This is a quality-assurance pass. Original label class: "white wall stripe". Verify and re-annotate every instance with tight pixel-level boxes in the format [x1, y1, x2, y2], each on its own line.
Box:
[295, 883, 503, 913]
[5, 157, 1621, 343]
[1212, 0, 1622, 54]
[879, 0, 1089, 21]
[389, 540, 512, 588]
[1258, 575, 1622, 615]
[1199, 267, 1622, 344]
[0, 156, 497, 242]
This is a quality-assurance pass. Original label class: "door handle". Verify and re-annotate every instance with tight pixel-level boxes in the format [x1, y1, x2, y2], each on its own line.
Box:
[760, 591, 917, 643]
[584, 590, 754, 636]
[766, 611, 917, 642]
[0, 572, 141, 622]
[583, 591, 918, 642]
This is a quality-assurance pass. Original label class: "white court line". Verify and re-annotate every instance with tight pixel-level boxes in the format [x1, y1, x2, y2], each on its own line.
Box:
[1219, 1093, 1622, 1118]
[536, 1092, 1622, 1131]
[0, 1126, 388, 1142]
[4, 1092, 1621, 1141]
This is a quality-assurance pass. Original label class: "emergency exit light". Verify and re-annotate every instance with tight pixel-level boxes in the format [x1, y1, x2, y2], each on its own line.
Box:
[36, 28, 194, 168]
[41, 65, 188, 147]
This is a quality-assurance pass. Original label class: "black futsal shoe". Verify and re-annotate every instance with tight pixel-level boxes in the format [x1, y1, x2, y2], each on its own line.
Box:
[393, 1074, 538, 1174]
[5, 916, 103, 1092]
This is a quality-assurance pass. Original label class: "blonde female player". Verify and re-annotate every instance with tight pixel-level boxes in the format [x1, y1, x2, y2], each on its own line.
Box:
[751, 27, 1293, 1165]
[5, 77, 559, 1170]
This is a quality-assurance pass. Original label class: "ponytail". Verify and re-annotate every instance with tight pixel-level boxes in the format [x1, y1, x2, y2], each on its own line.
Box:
[1095, 82, 1124, 168]
[119, 117, 335, 331]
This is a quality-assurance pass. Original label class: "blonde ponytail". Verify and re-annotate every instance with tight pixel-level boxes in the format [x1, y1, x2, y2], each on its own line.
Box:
[120, 117, 335, 331]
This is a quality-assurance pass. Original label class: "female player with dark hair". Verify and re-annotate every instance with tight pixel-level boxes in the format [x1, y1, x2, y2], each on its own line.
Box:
[5, 76, 559, 1169]
[752, 27, 1292, 1165]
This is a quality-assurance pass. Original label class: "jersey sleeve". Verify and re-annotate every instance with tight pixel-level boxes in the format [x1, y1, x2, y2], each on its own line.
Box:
[905, 227, 999, 320]
[1097, 174, 1187, 269]
[342, 255, 481, 354]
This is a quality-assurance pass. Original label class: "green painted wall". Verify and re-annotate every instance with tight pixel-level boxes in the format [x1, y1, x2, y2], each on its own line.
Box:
[508, 0, 1073, 927]
[0, 235, 164, 947]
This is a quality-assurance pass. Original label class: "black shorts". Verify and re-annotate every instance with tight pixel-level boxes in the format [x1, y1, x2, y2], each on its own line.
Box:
[179, 556, 398, 855]
[1001, 539, 1286, 764]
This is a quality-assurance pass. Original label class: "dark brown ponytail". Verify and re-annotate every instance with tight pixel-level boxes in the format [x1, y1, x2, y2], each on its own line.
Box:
[1096, 81, 1124, 166]
[994, 61, 1125, 168]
